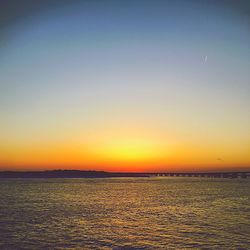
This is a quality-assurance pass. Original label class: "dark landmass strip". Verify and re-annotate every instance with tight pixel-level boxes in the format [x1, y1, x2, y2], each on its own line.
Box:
[0, 170, 150, 178]
[0, 170, 249, 178]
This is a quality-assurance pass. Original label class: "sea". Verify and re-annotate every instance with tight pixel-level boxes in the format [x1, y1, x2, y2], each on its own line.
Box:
[0, 177, 249, 249]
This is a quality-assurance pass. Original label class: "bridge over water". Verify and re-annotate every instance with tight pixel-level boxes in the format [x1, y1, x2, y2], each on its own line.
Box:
[149, 171, 250, 179]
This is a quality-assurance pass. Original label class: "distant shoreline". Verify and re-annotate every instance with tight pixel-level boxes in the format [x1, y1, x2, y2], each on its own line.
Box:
[0, 170, 249, 178]
[0, 170, 150, 178]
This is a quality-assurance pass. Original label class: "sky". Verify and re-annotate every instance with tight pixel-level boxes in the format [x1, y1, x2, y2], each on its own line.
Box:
[0, 0, 250, 172]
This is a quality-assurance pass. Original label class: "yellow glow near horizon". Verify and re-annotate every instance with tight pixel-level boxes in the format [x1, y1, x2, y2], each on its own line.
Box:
[1, 122, 250, 172]
[94, 138, 166, 163]
[1, 121, 250, 172]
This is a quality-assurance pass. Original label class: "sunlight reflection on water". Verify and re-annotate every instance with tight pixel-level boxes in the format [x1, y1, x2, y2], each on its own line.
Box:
[0, 177, 249, 249]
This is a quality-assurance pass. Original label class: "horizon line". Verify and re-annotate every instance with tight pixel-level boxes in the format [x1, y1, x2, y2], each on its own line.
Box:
[1, 168, 250, 174]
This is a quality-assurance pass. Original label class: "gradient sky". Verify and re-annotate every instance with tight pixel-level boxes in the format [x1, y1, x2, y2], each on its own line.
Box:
[0, 0, 250, 172]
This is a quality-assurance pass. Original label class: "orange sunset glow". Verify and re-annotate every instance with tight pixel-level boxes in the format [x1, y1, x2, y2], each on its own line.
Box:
[1, 123, 249, 171]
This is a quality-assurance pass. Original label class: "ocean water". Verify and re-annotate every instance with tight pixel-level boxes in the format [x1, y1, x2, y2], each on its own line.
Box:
[0, 177, 249, 249]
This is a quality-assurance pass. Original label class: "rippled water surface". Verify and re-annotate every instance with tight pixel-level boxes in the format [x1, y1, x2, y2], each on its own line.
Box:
[0, 177, 249, 249]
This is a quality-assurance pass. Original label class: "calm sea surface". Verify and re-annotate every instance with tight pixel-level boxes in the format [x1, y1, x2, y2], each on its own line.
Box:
[0, 177, 249, 249]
